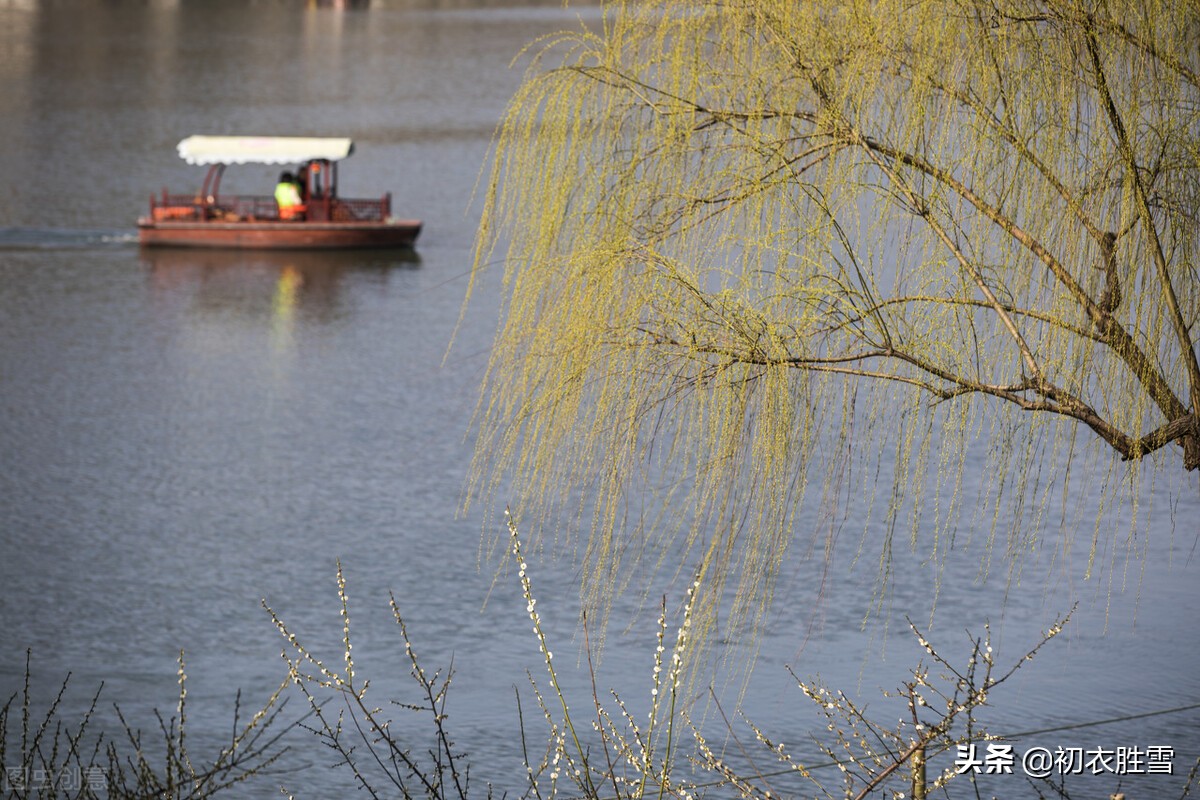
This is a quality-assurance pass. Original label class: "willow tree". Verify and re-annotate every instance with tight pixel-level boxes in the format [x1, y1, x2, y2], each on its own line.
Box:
[468, 0, 1200, 642]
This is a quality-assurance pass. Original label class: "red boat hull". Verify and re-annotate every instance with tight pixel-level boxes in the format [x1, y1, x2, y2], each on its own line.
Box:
[138, 218, 422, 249]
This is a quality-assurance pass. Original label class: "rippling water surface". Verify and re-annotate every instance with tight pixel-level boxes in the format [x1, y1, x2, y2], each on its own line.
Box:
[1, 3, 1198, 798]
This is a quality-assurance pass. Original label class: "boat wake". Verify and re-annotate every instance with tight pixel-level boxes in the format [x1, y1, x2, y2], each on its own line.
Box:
[0, 227, 139, 250]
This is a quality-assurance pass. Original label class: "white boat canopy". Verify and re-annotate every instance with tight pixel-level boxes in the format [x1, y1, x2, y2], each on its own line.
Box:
[177, 136, 355, 166]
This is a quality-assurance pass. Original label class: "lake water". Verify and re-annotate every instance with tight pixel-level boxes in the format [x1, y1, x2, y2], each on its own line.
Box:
[1, 2, 1198, 798]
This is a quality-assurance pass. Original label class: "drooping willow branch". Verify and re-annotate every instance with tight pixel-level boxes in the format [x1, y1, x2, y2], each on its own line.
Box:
[469, 0, 1200, 667]
[539, 10, 1200, 469]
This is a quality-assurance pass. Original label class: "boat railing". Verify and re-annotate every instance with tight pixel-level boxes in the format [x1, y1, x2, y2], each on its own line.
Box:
[149, 190, 392, 223]
[149, 192, 277, 221]
[330, 194, 391, 222]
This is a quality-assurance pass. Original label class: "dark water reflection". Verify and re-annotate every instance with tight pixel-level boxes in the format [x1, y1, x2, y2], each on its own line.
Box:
[1, 2, 1198, 799]
[142, 247, 420, 325]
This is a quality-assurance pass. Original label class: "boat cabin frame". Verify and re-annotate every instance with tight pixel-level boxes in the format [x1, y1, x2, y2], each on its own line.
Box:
[148, 136, 389, 224]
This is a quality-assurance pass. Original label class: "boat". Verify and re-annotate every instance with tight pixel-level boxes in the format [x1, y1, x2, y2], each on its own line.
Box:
[138, 136, 422, 249]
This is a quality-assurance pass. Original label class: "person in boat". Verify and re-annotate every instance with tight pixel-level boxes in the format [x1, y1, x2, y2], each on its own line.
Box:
[296, 163, 310, 201]
[275, 171, 306, 221]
